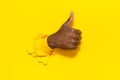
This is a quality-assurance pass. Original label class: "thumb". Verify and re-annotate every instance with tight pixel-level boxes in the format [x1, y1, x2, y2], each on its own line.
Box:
[63, 12, 74, 26]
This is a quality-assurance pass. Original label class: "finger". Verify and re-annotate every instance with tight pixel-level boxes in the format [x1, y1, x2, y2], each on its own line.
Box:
[73, 35, 80, 40]
[74, 40, 80, 46]
[69, 44, 77, 50]
[63, 12, 74, 26]
[74, 29, 82, 35]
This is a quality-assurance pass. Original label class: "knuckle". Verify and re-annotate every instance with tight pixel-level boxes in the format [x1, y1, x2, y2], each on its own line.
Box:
[71, 28, 74, 32]
[75, 41, 80, 45]
[73, 34, 80, 40]
[72, 46, 77, 49]
[69, 45, 77, 49]
[72, 34, 76, 38]
[71, 39, 76, 43]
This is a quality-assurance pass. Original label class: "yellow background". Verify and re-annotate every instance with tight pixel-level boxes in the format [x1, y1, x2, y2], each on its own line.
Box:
[1, 0, 120, 80]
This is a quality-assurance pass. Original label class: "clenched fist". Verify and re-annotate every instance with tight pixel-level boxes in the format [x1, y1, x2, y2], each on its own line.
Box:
[47, 12, 82, 50]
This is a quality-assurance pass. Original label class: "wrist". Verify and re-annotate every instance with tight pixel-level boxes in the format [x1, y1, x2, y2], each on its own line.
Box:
[47, 35, 56, 49]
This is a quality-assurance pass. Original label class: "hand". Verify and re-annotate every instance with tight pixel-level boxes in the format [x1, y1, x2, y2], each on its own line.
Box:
[47, 12, 82, 50]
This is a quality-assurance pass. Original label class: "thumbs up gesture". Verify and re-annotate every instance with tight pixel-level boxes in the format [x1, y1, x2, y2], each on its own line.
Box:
[47, 12, 82, 50]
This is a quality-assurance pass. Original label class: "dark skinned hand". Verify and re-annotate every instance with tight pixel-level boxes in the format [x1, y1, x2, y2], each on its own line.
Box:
[47, 12, 82, 50]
